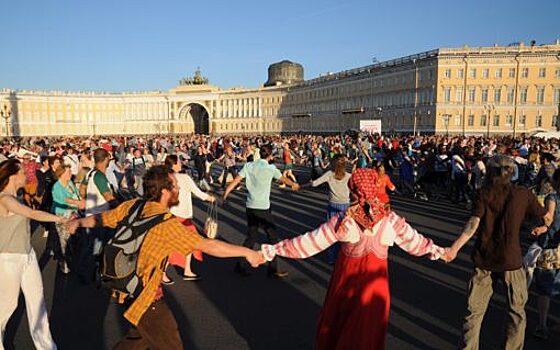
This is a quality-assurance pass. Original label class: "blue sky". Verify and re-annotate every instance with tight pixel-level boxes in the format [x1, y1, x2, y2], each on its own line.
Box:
[0, 0, 558, 91]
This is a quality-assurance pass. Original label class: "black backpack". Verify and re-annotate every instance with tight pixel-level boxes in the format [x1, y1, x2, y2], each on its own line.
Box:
[99, 199, 171, 299]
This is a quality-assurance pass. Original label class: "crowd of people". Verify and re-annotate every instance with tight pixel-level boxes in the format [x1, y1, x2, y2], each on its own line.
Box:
[0, 131, 559, 349]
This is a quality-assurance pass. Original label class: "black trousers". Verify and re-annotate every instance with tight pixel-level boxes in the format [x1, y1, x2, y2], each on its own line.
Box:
[238, 208, 281, 272]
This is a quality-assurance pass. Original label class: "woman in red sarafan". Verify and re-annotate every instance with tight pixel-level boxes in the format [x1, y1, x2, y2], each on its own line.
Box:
[261, 168, 445, 350]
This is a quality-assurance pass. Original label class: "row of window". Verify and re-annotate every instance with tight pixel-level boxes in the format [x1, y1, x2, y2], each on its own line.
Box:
[443, 87, 560, 104]
[289, 70, 437, 102]
[218, 122, 281, 131]
[443, 67, 560, 80]
[17, 102, 169, 112]
[446, 114, 555, 128]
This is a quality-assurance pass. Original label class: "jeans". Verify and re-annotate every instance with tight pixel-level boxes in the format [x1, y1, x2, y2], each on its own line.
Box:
[326, 202, 349, 264]
[459, 267, 527, 350]
[0, 250, 57, 350]
[77, 226, 114, 284]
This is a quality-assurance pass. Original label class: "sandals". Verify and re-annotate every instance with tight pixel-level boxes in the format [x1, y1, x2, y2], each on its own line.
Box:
[183, 274, 201, 281]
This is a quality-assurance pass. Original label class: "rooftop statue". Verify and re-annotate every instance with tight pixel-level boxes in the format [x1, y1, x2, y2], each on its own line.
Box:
[179, 67, 209, 86]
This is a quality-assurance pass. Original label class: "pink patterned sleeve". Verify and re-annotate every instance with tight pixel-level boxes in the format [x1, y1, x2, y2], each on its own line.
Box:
[389, 212, 444, 260]
[261, 215, 360, 261]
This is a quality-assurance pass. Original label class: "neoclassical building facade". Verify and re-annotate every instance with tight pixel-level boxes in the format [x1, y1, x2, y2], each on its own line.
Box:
[1, 40, 559, 137]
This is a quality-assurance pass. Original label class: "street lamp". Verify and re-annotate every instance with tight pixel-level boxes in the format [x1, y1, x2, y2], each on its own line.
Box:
[374, 107, 383, 119]
[374, 107, 383, 134]
[1, 104, 11, 137]
[412, 58, 418, 136]
[483, 104, 495, 138]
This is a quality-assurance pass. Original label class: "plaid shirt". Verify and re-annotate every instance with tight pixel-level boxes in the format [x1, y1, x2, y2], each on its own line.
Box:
[100, 199, 203, 325]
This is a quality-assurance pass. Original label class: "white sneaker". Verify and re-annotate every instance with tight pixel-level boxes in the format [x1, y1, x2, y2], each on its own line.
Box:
[42, 230, 49, 238]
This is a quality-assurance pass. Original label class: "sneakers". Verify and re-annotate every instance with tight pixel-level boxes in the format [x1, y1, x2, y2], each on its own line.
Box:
[43, 230, 49, 238]
[533, 327, 549, 340]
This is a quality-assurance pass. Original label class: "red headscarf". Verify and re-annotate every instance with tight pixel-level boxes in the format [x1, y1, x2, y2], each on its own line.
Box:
[347, 168, 388, 229]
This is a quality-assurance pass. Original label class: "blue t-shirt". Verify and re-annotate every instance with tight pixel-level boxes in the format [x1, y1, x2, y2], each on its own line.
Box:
[51, 180, 80, 216]
[239, 159, 282, 210]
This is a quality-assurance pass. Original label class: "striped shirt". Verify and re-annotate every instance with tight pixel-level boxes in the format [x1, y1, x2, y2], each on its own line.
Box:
[100, 199, 203, 326]
[262, 211, 443, 261]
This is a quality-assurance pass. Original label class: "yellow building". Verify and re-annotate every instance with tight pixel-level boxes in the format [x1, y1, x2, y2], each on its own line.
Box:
[1, 40, 559, 137]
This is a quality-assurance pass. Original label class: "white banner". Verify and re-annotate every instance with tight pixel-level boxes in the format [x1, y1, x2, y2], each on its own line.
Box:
[359, 120, 382, 134]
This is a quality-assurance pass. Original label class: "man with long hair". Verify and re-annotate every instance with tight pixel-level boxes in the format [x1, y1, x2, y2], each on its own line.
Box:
[445, 155, 552, 349]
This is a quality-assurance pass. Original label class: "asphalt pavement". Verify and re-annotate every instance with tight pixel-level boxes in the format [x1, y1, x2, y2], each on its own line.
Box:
[5, 167, 559, 350]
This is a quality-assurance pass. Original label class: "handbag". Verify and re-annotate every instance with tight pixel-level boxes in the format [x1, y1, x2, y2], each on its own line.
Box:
[204, 200, 218, 239]
[536, 246, 560, 270]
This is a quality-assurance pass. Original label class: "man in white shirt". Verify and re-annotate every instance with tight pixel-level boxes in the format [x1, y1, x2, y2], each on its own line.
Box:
[64, 147, 80, 181]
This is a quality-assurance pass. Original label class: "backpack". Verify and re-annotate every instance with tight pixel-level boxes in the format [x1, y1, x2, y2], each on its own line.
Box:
[132, 157, 146, 177]
[99, 199, 172, 299]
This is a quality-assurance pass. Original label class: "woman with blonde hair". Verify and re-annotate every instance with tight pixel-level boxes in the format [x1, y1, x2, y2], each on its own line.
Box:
[51, 164, 85, 274]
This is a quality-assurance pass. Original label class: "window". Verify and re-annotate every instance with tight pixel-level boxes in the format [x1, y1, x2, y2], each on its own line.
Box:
[506, 115, 513, 126]
[457, 69, 464, 79]
[456, 87, 463, 103]
[468, 114, 474, 126]
[519, 115, 526, 126]
[553, 115, 558, 128]
[537, 87, 545, 104]
[455, 115, 461, 126]
[556, 69, 560, 78]
[495, 68, 502, 78]
[536, 115, 542, 127]
[539, 68, 546, 78]
[555, 89, 560, 103]
[507, 88, 515, 103]
[520, 88, 528, 103]
[522, 68, 529, 78]
[444, 88, 451, 103]
[509, 68, 516, 78]
[480, 115, 487, 127]
[482, 69, 489, 79]
[469, 88, 476, 103]
[444, 69, 451, 79]
[494, 89, 501, 104]
[481, 89, 488, 103]
[493, 114, 500, 127]
[469, 68, 476, 79]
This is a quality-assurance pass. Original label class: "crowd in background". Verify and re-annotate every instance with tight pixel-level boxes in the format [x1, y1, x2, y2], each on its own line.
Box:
[2, 132, 560, 206]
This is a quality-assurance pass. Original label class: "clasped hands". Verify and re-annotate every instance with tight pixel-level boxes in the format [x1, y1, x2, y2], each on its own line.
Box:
[245, 249, 267, 268]
[441, 247, 458, 263]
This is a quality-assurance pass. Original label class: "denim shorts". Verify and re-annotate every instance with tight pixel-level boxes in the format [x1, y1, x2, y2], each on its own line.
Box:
[534, 268, 560, 297]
